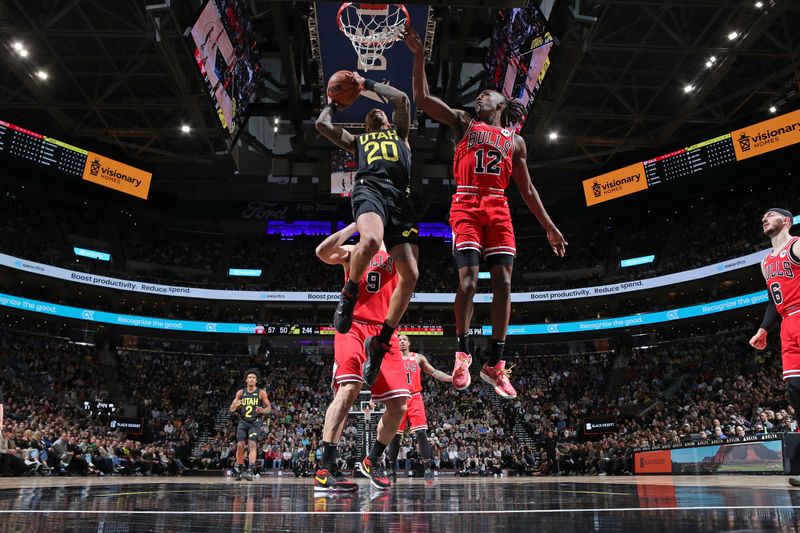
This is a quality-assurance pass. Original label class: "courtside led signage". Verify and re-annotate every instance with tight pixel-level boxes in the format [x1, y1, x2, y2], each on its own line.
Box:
[73, 247, 111, 262]
[620, 255, 655, 268]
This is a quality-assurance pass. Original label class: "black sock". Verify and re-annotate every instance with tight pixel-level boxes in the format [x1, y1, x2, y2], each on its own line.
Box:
[343, 279, 359, 297]
[321, 441, 338, 472]
[368, 441, 388, 464]
[457, 334, 470, 353]
[386, 435, 401, 469]
[488, 339, 505, 366]
[378, 322, 395, 346]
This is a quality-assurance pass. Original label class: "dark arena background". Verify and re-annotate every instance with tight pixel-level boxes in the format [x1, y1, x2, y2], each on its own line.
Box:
[1, 1, 800, 531]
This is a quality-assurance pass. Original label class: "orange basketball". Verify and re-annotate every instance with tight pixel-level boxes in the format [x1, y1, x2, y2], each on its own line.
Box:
[327, 70, 361, 107]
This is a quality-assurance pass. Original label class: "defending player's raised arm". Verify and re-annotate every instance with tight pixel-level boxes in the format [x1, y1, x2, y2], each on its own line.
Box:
[315, 103, 356, 153]
[257, 390, 272, 415]
[353, 72, 411, 141]
[511, 134, 567, 258]
[418, 354, 453, 383]
[403, 27, 470, 134]
[229, 389, 243, 413]
[315, 222, 357, 266]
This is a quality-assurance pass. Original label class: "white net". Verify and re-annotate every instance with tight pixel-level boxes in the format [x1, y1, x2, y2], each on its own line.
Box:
[337, 3, 409, 71]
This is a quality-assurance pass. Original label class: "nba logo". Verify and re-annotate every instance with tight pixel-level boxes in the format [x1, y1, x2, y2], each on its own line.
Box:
[90, 158, 101, 176]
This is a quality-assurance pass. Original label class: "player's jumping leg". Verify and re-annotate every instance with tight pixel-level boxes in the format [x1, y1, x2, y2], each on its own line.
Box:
[415, 429, 434, 482]
[316, 382, 361, 492]
[360, 397, 407, 489]
[334, 213, 383, 334]
[363, 243, 419, 386]
[452, 258, 480, 390]
[480, 261, 517, 399]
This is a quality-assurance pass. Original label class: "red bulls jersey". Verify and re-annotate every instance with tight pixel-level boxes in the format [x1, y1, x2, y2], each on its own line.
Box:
[763, 237, 800, 316]
[402, 352, 422, 394]
[453, 120, 515, 190]
[346, 250, 398, 324]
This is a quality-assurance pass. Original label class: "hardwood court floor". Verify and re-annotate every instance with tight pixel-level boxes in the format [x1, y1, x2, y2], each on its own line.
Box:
[1, 474, 800, 531]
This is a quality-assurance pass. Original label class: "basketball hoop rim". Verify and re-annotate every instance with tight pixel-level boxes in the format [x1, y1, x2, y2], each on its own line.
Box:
[337, 3, 411, 48]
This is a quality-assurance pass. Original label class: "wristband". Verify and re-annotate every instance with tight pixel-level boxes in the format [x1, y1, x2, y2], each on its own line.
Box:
[363, 79, 377, 91]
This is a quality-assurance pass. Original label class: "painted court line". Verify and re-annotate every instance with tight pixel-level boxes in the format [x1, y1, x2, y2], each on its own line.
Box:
[1, 505, 800, 515]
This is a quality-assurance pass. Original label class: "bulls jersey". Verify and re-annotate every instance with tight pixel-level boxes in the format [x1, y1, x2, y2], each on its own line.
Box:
[240, 387, 262, 421]
[762, 237, 800, 316]
[355, 127, 412, 195]
[453, 120, 515, 190]
[346, 250, 398, 324]
[402, 352, 422, 394]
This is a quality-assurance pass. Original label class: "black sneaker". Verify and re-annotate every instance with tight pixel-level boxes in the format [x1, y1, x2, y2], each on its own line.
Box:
[362, 336, 389, 386]
[359, 457, 391, 489]
[789, 476, 800, 487]
[314, 469, 358, 492]
[388, 469, 397, 484]
[242, 467, 255, 481]
[334, 286, 358, 333]
[424, 467, 434, 483]
[233, 465, 242, 481]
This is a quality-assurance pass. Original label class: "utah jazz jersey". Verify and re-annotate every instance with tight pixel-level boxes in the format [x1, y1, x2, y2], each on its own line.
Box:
[355, 127, 412, 194]
[240, 387, 261, 422]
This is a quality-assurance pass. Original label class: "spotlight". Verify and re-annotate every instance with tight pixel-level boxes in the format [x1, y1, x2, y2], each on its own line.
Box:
[18, 48, 29, 58]
[273, 126, 278, 133]
[683, 84, 694, 94]
[709, 55, 717, 63]
[35, 70, 48, 80]
[12, 41, 23, 51]
[180, 124, 191, 133]
[705, 60, 713, 68]
[727, 31, 739, 41]
[769, 106, 777, 114]
[755, 1, 763, 7]
[548, 131, 558, 141]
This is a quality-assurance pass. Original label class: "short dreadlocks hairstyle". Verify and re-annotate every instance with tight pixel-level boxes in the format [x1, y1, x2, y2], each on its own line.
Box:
[500, 98, 526, 129]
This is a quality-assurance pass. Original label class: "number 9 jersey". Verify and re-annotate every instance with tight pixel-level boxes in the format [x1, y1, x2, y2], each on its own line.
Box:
[355, 127, 412, 194]
[348, 250, 398, 324]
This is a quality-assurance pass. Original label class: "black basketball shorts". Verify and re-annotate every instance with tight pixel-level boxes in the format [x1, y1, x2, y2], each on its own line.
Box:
[351, 177, 419, 250]
[236, 419, 262, 442]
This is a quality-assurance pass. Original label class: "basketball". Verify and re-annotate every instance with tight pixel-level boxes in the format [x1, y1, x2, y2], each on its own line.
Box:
[327, 70, 361, 107]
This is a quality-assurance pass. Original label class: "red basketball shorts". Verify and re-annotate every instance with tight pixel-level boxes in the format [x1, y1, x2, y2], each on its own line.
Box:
[450, 192, 516, 258]
[396, 392, 428, 434]
[781, 314, 800, 380]
[332, 321, 411, 402]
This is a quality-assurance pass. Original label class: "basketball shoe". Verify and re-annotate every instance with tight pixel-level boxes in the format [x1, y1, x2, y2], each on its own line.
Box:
[334, 285, 358, 333]
[452, 351, 472, 390]
[232, 464, 243, 481]
[359, 457, 391, 489]
[314, 469, 358, 492]
[387, 469, 397, 483]
[242, 466, 255, 481]
[480, 360, 517, 399]
[363, 336, 389, 386]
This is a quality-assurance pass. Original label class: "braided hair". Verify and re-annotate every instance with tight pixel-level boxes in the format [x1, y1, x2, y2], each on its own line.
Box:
[500, 98, 526, 129]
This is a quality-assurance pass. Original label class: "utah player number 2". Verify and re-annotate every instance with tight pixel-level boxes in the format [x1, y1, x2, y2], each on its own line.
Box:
[474, 149, 502, 175]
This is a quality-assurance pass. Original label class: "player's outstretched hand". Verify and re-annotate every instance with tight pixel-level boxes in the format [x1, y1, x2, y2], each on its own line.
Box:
[232, 399, 242, 409]
[351, 71, 366, 92]
[547, 227, 567, 257]
[402, 27, 423, 54]
[749, 328, 768, 350]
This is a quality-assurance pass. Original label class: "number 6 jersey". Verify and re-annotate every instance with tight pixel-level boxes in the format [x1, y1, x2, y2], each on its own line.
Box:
[346, 250, 399, 325]
[763, 236, 800, 316]
[355, 127, 412, 195]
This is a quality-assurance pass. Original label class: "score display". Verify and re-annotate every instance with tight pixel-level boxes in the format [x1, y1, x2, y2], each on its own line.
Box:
[254, 324, 444, 336]
[584, 108, 800, 206]
[0, 119, 152, 199]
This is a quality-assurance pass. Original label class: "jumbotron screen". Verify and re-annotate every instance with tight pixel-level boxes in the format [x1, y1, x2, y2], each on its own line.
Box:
[190, 0, 262, 142]
[483, 3, 554, 131]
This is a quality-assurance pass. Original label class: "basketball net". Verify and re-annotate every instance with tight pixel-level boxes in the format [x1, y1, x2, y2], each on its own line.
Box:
[337, 3, 409, 71]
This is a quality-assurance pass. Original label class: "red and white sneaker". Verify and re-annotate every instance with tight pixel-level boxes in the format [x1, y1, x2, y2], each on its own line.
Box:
[480, 360, 517, 399]
[452, 351, 472, 390]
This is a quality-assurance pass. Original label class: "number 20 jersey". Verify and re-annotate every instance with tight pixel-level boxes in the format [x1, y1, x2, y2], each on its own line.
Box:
[346, 250, 398, 325]
[763, 236, 800, 316]
[453, 120, 515, 190]
[355, 127, 412, 194]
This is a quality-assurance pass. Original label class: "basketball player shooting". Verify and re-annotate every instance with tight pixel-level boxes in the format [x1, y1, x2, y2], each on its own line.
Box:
[316, 72, 419, 388]
[229, 369, 270, 481]
[749, 208, 800, 487]
[315, 222, 411, 490]
[386, 334, 452, 482]
[403, 28, 567, 399]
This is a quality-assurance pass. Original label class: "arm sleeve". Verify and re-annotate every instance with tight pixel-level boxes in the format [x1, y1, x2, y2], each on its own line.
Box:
[760, 298, 780, 330]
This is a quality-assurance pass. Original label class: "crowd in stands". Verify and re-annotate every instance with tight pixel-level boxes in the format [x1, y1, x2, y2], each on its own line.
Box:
[1, 320, 792, 478]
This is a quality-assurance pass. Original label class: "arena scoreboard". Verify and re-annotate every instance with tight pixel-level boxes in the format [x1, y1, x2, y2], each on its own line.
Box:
[255, 324, 444, 336]
[0, 119, 152, 199]
[584, 108, 800, 206]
